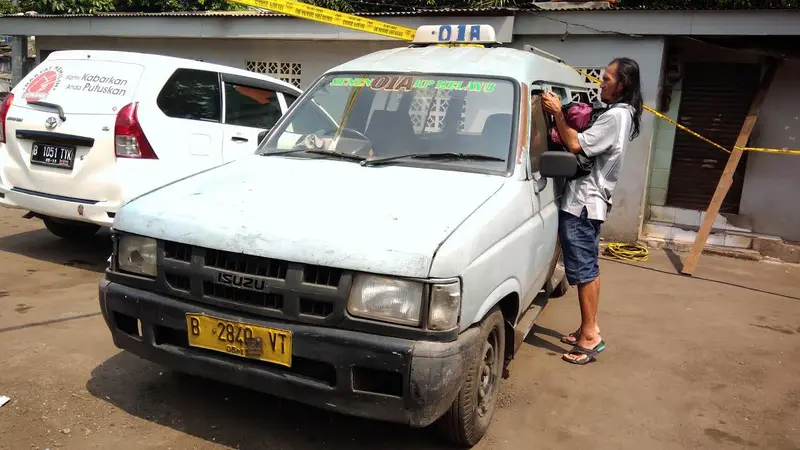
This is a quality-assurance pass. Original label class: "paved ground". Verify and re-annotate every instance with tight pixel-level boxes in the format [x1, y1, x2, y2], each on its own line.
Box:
[0, 207, 798, 450]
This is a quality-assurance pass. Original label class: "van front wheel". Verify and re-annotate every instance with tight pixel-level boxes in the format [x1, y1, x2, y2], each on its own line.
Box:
[439, 308, 505, 447]
[43, 218, 101, 241]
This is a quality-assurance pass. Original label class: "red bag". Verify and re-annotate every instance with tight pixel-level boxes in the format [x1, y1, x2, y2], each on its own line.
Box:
[549, 102, 593, 145]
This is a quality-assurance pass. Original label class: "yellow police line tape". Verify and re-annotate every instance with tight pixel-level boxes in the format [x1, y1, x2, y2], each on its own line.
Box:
[229, 0, 800, 157]
[572, 67, 800, 156]
[734, 145, 800, 155]
[229, 0, 416, 40]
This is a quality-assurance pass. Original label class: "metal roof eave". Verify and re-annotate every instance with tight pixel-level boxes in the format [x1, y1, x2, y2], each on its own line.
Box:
[1, 8, 799, 39]
[0, 13, 516, 41]
[514, 9, 800, 36]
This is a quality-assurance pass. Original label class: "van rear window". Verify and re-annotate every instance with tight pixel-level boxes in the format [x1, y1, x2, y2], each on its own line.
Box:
[17, 59, 144, 114]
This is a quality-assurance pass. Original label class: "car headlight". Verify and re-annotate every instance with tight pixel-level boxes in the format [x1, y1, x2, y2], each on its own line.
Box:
[428, 281, 461, 331]
[117, 235, 157, 277]
[347, 274, 423, 326]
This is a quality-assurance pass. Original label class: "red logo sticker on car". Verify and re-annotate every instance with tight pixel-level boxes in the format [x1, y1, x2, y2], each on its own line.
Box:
[23, 66, 63, 102]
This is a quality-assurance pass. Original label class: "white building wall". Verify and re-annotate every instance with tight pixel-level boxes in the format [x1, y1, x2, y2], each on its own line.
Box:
[739, 60, 800, 242]
[35, 36, 405, 89]
[511, 35, 666, 242]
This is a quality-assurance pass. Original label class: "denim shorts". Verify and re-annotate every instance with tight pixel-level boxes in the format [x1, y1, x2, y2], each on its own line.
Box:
[558, 208, 602, 285]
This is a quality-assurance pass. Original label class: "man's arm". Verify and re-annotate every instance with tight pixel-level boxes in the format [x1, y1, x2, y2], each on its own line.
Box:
[541, 92, 619, 157]
[552, 110, 582, 154]
[575, 112, 620, 158]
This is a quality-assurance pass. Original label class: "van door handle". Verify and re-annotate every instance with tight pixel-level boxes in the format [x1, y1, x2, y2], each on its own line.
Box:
[231, 136, 249, 143]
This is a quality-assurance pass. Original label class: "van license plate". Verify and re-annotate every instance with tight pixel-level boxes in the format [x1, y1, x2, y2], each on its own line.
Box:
[30, 143, 76, 170]
[185, 313, 293, 367]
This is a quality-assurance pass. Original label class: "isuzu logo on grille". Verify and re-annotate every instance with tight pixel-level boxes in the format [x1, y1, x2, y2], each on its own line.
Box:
[45, 117, 58, 129]
[216, 271, 268, 292]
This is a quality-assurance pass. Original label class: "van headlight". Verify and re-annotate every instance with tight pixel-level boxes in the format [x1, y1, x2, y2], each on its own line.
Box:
[428, 281, 461, 331]
[348, 274, 423, 326]
[117, 235, 157, 277]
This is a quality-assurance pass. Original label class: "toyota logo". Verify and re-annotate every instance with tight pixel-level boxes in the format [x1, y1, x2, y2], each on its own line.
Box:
[45, 117, 58, 129]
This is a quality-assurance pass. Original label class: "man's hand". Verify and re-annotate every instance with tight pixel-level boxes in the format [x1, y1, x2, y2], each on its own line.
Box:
[543, 91, 581, 154]
[542, 91, 563, 115]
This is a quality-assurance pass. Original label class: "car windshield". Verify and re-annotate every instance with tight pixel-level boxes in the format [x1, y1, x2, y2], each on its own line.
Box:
[259, 73, 516, 171]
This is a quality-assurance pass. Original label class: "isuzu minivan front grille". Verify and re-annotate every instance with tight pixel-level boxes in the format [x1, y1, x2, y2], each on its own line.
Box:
[154, 240, 352, 325]
[206, 248, 290, 280]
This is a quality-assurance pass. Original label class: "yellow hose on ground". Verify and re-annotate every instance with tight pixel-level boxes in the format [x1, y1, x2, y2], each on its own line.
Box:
[603, 242, 649, 262]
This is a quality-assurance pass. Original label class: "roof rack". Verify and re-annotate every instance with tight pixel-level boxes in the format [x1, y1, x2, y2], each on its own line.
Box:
[523, 45, 565, 64]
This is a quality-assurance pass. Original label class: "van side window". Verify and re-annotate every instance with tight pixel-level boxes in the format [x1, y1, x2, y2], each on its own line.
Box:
[157, 69, 221, 122]
[224, 83, 282, 129]
[284, 94, 297, 108]
[550, 86, 569, 105]
[529, 94, 548, 172]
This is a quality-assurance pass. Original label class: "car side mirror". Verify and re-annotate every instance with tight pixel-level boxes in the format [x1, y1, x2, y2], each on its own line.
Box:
[258, 130, 268, 144]
[540, 152, 578, 178]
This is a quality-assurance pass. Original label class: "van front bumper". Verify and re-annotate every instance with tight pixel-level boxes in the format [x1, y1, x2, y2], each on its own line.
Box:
[98, 280, 480, 427]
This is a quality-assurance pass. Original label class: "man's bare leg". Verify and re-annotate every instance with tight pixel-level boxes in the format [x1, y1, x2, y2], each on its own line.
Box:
[563, 276, 602, 363]
[562, 276, 601, 345]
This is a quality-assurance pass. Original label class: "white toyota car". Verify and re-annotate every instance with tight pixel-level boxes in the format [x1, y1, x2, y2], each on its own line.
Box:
[0, 50, 302, 240]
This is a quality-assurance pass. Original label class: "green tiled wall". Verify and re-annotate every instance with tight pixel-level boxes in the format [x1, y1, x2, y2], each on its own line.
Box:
[647, 86, 682, 206]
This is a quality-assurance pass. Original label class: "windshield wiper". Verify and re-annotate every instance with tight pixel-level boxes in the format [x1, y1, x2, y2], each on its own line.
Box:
[361, 152, 504, 167]
[262, 148, 366, 161]
[28, 101, 67, 122]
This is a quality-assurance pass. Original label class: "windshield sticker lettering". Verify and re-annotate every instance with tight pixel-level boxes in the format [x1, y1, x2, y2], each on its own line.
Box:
[371, 76, 394, 90]
[63, 73, 129, 97]
[330, 76, 495, 93]
[21, 64, 134, 102]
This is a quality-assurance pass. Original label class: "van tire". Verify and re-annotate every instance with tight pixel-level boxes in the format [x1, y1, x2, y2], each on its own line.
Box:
[439, 308, 505, 447]
[43, 218, 101, 241]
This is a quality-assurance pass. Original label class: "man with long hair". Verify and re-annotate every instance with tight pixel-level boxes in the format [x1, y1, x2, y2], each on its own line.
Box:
[542, 57, 643, 365]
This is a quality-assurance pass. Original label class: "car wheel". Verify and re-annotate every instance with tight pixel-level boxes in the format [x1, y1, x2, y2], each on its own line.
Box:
[439, 308, 505, 447]
[43, 218, 101, 241]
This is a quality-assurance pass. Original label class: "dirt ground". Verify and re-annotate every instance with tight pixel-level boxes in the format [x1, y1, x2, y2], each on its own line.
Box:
[0, 206, 798, 450]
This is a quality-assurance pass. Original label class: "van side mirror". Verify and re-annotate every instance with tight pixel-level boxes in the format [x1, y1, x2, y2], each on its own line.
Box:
[257, 130, 268, 144]
[540, 152, 578, 178]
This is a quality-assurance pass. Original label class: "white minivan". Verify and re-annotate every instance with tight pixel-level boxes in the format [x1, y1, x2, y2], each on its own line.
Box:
[0, 50, 302, 239]
[99, 25, 587, 447]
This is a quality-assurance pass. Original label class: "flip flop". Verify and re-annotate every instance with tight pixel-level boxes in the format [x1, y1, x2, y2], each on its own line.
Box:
[560, 331, 580, 345]
[562, 341, 606, 365]
[560, 332, 607, 354]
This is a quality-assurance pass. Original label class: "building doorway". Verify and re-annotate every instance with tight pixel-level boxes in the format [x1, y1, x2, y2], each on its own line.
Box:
[665, 62, 761, 214]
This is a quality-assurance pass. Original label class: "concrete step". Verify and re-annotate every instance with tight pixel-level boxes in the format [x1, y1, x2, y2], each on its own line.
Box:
[648, 205, 753, 234]
[642, 222, 799, 264]
[753, 237, 800, 264]
[643, 221, 754, 249]
[640, 236, 763, 262]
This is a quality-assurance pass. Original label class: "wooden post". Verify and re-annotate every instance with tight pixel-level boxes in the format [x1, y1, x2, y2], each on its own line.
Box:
[681, 60, 779, 275]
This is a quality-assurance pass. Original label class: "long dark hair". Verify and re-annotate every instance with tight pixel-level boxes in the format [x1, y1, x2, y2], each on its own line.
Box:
[609, 57, 643, 141]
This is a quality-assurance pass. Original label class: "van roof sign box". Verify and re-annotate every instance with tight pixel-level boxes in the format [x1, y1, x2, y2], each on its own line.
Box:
[412, 24, 498, 45]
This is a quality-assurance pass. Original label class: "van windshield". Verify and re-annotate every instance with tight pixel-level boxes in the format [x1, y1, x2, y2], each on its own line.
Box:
[17, 58, 144, 115]
[260, 73, 516, 170]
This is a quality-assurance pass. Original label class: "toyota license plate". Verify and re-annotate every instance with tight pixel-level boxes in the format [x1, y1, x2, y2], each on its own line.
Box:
[30, 142, 76, 170]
